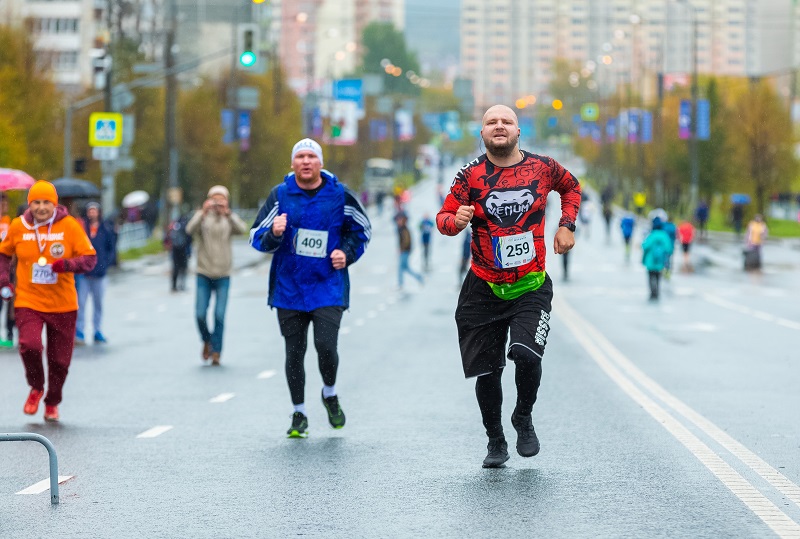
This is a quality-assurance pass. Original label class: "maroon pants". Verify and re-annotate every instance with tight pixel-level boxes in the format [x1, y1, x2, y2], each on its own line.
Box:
[15, 308, 77, 406]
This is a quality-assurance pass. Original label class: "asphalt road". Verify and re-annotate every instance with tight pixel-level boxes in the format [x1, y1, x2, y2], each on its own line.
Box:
[1, 165, 799, 538]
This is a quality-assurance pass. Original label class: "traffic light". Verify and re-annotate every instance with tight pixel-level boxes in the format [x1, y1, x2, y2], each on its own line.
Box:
[237, 24, 260, 71]
[90, 48, 111, 90]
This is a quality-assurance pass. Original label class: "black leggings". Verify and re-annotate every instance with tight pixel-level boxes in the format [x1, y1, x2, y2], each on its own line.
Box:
[278, 307, 343, 405]
[475, 361, 542, 439]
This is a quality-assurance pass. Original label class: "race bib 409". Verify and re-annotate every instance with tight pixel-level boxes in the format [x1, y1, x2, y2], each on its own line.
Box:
[295, 228, 328, 258]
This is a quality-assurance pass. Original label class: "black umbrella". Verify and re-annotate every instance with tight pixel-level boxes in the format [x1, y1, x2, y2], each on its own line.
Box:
[51, 177, 101, 199]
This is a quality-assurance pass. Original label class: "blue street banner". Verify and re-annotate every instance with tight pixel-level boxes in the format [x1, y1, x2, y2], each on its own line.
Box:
[641, 111, 653, 143]
[591, 123, 602, 142]
[519, 117, 534, 138]
[679, 99, 692, 140]
[333, 79, 364, 112]
[221, 109, 235, 144]
[628, 110, 639, 143]
[237, 110, 251, 151]
[310, 107, 324, 138]
[422, 113, 444, 133]
[606, 118, 617, 142]
[370, 119, 388, 141]
[696, 99, 710, 140]
[443, 110, 463, 141]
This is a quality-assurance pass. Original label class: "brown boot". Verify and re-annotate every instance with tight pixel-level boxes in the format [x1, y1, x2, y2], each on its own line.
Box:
[202, 342, 211, 361]
[211, 352, 220, 366]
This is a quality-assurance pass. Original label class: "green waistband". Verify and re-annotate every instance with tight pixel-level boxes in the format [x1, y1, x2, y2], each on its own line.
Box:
[487, 271, 545, 300]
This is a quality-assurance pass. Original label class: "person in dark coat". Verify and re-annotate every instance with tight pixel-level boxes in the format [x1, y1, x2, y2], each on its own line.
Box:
[75, 202, 116, 344]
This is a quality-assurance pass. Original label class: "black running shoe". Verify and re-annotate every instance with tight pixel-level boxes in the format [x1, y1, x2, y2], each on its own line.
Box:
[482, 437, 510, 468]
[287, 412, 308, 438]
[511, 413, 540, 457]
[321, 391, 346, 429]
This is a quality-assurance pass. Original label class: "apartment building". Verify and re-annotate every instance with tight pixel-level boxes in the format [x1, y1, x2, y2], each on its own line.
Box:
[461, 0, 798, 112]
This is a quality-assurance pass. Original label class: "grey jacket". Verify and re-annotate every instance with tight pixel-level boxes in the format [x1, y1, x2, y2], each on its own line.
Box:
[185, 209, 248, 278]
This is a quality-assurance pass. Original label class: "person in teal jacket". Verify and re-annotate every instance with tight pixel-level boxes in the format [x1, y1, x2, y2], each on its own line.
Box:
[642, 218, 672, 300]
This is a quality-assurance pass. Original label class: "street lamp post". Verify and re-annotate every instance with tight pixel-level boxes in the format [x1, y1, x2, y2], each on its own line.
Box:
[675, 0, 699, 214]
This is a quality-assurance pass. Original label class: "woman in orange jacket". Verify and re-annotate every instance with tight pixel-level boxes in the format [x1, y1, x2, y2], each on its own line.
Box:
[0, 181, 97, 422]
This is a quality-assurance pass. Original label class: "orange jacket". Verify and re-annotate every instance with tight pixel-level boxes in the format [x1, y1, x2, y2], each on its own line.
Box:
[0, 206, 96, 313]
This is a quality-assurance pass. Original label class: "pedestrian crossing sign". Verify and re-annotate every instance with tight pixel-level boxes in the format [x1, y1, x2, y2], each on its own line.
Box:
[89, 112, 124, 147]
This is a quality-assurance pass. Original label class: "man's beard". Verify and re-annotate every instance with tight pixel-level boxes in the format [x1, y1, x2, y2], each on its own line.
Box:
[483, 132, 519, 158]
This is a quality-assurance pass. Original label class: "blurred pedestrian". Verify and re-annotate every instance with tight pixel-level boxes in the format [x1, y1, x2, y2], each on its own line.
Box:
[437, 104, 581, 468]
[165, 212, 192, 292]
[677, 220, 695, 272]
[419, 213, 434, 272]
[0, 181, 97, 422]
[249, 138, 371, 438]
[75, 202, 115, 345]
[396, 212, 423, 290]
[731, 204, 745, 238]
[0, 193, 13, 347]
[185, 186, 247, 366]
[578, 195, 594, 239]
[661, 216, 677, 280]
[694, 200, 709, 240]
[620, 212, 635, 263]
[744, 214, 768, 271]
[641, 217, 671, 301]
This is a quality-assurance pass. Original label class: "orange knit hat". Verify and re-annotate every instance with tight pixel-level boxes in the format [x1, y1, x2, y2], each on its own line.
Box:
[27, 180, 58, 205]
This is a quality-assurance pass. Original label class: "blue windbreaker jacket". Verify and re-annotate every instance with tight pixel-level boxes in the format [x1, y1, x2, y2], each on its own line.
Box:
[249, 170, 371, 311]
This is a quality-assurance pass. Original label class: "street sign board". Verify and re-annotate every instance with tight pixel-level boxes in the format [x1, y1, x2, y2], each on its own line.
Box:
[679, 100, 692, 140]
[236, 86, 260, 110]
[92, 146, 119, 161]
[89, 112, 123, 147]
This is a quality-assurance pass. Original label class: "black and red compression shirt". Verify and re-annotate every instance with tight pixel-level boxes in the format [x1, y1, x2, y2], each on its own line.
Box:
[436, 150, 581, 285]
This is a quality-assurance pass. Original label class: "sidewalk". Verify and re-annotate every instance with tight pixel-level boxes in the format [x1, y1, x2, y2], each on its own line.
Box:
[114, 237, 268, 277]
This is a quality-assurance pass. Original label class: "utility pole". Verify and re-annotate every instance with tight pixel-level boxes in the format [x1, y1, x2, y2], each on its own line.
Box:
[163, 0, 179, 224]
[676, 0, 699, 214]
[101, 0, 116, 212]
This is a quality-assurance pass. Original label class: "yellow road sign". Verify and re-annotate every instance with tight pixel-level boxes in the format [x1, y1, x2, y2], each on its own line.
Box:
[89, 112, 123, 147]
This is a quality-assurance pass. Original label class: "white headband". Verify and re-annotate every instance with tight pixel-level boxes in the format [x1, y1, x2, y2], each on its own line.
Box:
[291, 138, 324, 166]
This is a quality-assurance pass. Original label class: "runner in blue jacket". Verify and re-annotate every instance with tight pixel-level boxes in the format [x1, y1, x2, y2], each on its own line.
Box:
[250, 138, 371, 438]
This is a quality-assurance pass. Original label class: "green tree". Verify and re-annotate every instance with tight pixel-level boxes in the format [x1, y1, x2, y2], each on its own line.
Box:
[0, 26, 64, 179]
[358, 22, 420, 96]
[733, 79, 798, 215]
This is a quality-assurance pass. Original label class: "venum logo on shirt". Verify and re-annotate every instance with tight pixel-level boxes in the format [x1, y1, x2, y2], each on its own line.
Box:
[484, 189, 535, 228]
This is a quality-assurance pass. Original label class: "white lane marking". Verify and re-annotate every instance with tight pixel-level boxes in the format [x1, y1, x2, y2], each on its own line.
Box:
[136, 425, 173, 439]
[377, 303, 386, 311]
[371, 265, 389, 274]
[367, 310, 377, 319]
[16, 476, 73, 495]
[359, 286, 381, 295]
[125, 312, 138, 321]
[354, 319, 365, 327]
[557, 297, 800, 534]
[156, 304, 167, 313]
[704, 293, 799, 330]
[661, 323, 717, 332]
[209, 393, 236, 403]
[340, 327, 351, 335]
[257, 370, 276, 379]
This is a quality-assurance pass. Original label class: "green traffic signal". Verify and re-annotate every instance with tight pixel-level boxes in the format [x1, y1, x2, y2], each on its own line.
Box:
[239, 51, 257, 67]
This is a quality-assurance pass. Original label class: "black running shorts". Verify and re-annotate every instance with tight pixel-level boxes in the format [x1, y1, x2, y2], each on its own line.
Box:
[276, 306, 344, 338]
[455, 270, 553, 378]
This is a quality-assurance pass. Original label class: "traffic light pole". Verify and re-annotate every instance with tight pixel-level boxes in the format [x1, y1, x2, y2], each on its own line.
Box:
[163, 0, 179, 224]
[100, 0, 116, 211]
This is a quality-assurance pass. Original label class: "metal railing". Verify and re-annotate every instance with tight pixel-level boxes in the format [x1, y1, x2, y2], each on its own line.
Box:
[0, 433, 61, 505]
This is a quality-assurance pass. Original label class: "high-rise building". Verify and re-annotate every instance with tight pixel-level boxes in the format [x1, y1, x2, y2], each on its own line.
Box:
[461, 0, 798, 114]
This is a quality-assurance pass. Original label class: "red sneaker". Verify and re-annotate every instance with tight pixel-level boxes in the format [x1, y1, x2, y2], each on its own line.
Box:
[44, 405, 59, 422]
[23, 389, 44, 415]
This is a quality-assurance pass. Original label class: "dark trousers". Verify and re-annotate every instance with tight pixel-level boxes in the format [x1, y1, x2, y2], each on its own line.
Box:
[277, 307, 344, 405]
[171, 248, 189, 291]
[648, 271, 661, 299]
[16, 308, 77, 406]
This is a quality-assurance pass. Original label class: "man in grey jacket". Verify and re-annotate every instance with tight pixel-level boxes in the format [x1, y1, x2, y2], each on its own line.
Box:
[185, 185, 248, 365]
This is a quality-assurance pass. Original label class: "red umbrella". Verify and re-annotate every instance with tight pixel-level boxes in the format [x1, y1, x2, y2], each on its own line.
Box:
[0, 168, 36, 191]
